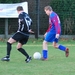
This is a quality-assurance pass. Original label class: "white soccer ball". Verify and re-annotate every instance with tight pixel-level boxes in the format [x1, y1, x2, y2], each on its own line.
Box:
[33, 52, 41, 60]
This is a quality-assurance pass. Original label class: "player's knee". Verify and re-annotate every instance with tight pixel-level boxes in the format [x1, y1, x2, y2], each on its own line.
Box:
[17, 44, 22, 50]
[8, 38, 16, 44]
[7, 42, 11, 45]
[17, 46, 22, 50]
[17, 48, 21, 51]
[43, 40, 48, 45]
[53, 45, 57, 48]
[17, 45, 21, 50]
[53, 43, 58, 48]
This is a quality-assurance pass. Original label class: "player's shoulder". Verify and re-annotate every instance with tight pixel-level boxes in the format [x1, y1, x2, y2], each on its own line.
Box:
[19, 12, 27, 16]
[50, 12, 58, 18]
[19, 12, 28, 18]
[51, 12, 56, 16]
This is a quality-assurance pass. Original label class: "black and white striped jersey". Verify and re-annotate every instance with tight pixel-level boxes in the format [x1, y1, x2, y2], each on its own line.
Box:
[17, 12, 32, 34]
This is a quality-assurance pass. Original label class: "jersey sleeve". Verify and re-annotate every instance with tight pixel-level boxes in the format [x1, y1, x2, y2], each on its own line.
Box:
[18, 14, 24, 25]
[46, 24, 51, 32]
[51, 16, 61, 34]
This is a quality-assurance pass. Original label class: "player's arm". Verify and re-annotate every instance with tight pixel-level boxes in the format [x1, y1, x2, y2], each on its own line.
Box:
[43, 23, 51, 38]
[52, 16, 61, 36]
[29, 29, 34, 33]
[28, 23, 34, 33]
[52, 16, 61, 42]
[19, 14, 24, 25]
[28, 24, 34, 33]
[25, 14, 34, 33]
[46, 24, 51, 32]
[52, 16, 61, 34]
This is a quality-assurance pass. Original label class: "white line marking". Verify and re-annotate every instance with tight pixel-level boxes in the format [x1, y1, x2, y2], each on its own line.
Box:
[0, 44, 75, 47]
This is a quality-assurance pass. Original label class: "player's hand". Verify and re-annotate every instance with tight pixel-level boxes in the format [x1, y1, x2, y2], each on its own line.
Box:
[44, 32, 47, 38]
[55, 34, 60, 39]
[29, 29, 34, 33]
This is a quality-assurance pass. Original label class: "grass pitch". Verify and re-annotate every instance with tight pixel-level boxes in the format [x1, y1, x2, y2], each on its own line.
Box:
[0, 38, 75, 75]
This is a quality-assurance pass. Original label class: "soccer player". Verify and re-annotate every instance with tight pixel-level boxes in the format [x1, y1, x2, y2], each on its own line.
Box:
[1, 6, 34, 63]
[42, 5, 69, 60]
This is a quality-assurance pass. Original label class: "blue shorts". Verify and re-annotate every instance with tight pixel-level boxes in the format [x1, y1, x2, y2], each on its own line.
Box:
[44, 32, 59, 43]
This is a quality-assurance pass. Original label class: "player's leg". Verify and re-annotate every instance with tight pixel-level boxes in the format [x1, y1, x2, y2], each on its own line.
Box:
[53, 41, 69, 57]
[17, 42, 31, 63]
[1, 32, 21, 61]
[42, 32, 55, 60]
[7, 38, 16, 56]
[17, 33, 31, 63]
[1, 38, 16, 61]
[42, 40, 48, 60]
[17, 43, 29, 58]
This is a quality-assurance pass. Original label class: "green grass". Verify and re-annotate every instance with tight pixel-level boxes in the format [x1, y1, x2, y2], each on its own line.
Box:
[0, 38, 75, 75]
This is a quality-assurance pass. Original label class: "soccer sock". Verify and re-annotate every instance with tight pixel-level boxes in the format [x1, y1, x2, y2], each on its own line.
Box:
[18, 48, 29, 58]
[58, 45, 66, 51]
[7, 42, 12, 57]
[42, 50, 48, 59]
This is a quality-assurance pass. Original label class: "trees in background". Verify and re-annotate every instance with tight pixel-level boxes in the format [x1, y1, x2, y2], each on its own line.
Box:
[50, 0, 75, 35]
[0, 0, 20, 3]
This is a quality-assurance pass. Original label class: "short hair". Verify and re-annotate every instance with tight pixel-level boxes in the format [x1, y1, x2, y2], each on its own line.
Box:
[17, 6, 23, 11]
[44, 5, 53, 11]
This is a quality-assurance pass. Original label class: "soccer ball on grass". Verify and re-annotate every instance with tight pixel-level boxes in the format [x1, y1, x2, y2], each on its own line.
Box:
[33, 52, 41, 60]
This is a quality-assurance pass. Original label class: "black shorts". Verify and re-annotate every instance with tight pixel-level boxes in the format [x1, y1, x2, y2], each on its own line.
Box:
[12, 32, 29, 45]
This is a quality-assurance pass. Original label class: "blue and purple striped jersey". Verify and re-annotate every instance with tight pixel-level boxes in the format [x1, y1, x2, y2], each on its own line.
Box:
[46, 12, 61, 34]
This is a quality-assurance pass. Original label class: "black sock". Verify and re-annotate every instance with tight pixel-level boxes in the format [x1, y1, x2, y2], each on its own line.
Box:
[18, 48, 29, 58]
[7, 42, 12, 57]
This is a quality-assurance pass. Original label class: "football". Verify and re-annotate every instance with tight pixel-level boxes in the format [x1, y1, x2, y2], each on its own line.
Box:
[33, 52, 41, 59]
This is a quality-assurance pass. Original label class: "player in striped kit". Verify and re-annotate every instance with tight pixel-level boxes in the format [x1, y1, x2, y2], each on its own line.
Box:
[42, 6, 69, 60]
[1, 6, 34, 63]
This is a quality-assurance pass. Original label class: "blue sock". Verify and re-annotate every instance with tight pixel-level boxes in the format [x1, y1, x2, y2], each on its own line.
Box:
[58, 45, 66, 51]
[42, 50, 48, 59]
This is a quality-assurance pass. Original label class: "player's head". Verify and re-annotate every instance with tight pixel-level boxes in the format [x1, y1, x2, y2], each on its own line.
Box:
[44, 5, 53, 16]
[16, 6, 23, 14]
